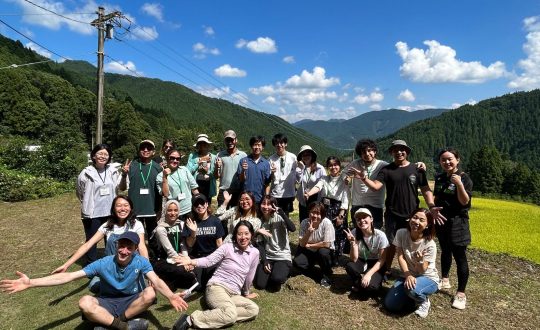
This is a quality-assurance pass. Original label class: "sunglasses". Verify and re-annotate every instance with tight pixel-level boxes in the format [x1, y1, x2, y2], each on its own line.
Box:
[140, 146, 154, 151]
[169, 157, 182, 161]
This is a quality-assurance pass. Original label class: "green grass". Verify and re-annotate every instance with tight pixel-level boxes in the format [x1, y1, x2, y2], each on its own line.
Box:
[468, 198, 540, 263]
[0, 194, 539, 329]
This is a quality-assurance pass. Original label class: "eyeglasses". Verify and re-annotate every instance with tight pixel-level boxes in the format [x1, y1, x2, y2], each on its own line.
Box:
[95, 152, 109, 157]
[169, 157, 181, 161]
[411, 215, 427, 222]
[239, 198, 252, 202]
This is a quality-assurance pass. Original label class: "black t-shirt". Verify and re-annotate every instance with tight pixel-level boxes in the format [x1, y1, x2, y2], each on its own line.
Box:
[434, 171, 473, 219]
[182, 215, 225, 258]
[376, 162, 428, 218]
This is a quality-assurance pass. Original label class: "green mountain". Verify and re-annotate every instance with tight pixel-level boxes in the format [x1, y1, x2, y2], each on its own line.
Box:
[50, 60, 336, 158]
[294, 108, 450, 149]
[375, 90, 540, 171]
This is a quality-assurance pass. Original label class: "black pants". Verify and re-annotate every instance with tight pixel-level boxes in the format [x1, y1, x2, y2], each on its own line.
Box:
[138, 216, 158, 239]
[254, 260, 292, 290]
[276, 197, 295, 217]
[293, 247, 333, 278]
[298, 195, 318, 222]
[345, 260, 384, 291]
[439, 237, 469, 292]
[82, 216, 108, 265]
[153, 259, 197, 291]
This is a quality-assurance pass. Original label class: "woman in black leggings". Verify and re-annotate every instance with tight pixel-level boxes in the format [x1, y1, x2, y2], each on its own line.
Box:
[434, 147, 473, 310]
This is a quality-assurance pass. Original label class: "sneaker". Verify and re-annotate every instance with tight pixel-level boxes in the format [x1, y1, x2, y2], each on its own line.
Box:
[414, 298, 431, 318]
[452, 294, 467, 310]
[173, 314, 191, 330]
[127, 318, 149, 330]
[438, 278, 452, 290]
[320, 276, 331, 289]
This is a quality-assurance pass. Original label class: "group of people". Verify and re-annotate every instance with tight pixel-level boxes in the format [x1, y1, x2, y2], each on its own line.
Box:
[0, 130, 473, 329]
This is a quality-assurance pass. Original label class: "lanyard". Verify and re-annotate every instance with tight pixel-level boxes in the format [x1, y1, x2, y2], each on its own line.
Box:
[360, 234, 375, 261]
[303, 167, 314, 186]
[139, 162, 152, 188]
[172, 226, 180, 252]
[96, 167, 107, 184]
[168, 170, 184, 194]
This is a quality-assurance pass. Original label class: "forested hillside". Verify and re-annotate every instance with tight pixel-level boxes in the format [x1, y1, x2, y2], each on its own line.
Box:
[294, 108, 450, 149]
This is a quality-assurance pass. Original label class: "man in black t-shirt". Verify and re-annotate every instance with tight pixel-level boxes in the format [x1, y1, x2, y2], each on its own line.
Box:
[358, 140, 445, 270]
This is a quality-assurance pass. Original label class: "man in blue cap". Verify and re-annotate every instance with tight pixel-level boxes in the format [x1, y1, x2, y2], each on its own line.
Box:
[1, 231, 188, 330]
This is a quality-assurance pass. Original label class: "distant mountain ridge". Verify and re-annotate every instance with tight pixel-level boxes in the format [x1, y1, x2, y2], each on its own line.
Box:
[294, 108, 450, 149]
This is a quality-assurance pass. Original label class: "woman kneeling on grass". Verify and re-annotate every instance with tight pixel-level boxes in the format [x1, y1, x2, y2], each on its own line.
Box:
[344, 208, 388, 293]
[254, 195, 296, 291]
[172, 221, 259, 330]
[384, 208, 439, 318]
[434, 147, 473, 310]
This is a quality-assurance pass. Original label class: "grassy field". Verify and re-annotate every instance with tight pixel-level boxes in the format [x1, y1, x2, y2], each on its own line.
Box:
[0, 194, 539, 329]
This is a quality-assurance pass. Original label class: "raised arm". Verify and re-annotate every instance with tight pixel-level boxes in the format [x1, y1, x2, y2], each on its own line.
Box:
[1, 270, 86, 294]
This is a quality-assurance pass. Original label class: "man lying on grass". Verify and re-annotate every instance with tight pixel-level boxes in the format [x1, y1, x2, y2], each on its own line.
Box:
[0, 231, 188, 330]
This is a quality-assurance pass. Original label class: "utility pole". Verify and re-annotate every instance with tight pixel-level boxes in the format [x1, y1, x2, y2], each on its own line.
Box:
[91, 7, 121, 145]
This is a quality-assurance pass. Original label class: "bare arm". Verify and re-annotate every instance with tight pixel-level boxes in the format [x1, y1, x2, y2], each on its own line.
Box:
[1, 270, 86, 294]
[52, 231, 106, 274]
[145, 271, 188, 311]
[138, 233, 149, 259]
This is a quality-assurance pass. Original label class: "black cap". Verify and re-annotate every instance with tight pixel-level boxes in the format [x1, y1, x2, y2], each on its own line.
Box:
[192, 193, 208, 204]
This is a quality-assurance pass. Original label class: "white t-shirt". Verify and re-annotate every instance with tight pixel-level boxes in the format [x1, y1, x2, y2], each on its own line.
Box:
[346, 159, 387, 208]
[299, 217, 335, 251]
[351, 228, 389, 260]
[315, 174, 350, 209]
[269, 151, 297, 198]
[98, 220, 145, 240]
[393, 228, 439, 282]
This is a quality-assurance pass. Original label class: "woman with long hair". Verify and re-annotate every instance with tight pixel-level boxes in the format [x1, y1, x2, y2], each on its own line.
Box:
[434, 147, 473, 309]
[76, 143, 120, 265]
[52, 195, 148, 274]
[254, 195, 296, 291]
[295, 145, 326, 222]
[173, 221, 260, 329]
[305, 156, 349, 265]
[216, 190, 261, 243]
[384, 208, 439, 318]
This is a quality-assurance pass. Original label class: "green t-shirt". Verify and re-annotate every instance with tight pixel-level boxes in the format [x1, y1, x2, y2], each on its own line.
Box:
[127, 159, 162, 217]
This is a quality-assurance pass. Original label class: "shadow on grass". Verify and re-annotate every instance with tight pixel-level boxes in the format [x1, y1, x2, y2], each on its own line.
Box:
[34, 311, 85, 330]
[48, 281, 88, 306]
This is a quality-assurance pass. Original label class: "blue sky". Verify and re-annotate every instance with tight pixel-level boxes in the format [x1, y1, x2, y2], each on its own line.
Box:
[1, 0, 540, 123]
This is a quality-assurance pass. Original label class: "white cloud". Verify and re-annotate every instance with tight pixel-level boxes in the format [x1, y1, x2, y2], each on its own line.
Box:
[508, 16, 540, 90]
[398, 106, 412, 111]
[130, 25, 159, 41]
[204, 26, 215, 36]
[197, 86, 231, 99]
[21, 27, 34, 38]
[285, 67, 339, 89]
[105, 60, 143, 76]
[16, 0, 94, 35]
[263, 96, 277, 104]
[330, 106, 357, 119]
[193, 42, 220, 58]
[451, 99, 477, 108]
[25, 42, 52, 58]
[353, 89, 384, 104]
[214, 64, 247, 78]
[398, 89, 415, 102]
[141, 3, 164, 22]
[283, 56, 295, 64]
[396, 40, 507, 83]
[370, 104, 382, 111]
[236, 37, 277, 53]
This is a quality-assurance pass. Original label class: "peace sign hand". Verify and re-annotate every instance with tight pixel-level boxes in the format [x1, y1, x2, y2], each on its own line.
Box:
[122, 159, 131, 174]
[344, 228, 355, 243]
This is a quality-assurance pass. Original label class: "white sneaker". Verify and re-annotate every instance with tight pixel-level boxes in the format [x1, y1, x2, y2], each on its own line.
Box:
[415, 298, 431, 318]
[452, 294, 467, 310]
[438, 278, 451, 290]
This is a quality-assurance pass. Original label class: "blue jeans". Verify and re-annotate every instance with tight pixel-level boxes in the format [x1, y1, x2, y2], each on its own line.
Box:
[384, 276, 438, 313]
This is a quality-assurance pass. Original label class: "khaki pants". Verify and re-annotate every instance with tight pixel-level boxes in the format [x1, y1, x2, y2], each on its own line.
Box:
[191, 284, 259, 329]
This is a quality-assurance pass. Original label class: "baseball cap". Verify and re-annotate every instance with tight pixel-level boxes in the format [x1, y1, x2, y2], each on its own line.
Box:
[117, 231, 140, 246]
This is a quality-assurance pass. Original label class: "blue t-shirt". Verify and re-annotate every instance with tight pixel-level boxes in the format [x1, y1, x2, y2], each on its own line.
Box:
[83, 254, 153, 297]
[237, 155, 271, 204]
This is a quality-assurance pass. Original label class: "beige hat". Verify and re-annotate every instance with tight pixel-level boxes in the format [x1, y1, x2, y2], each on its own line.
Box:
[139, 139, 155, 149]
[297, 145, 317, 161]
[193, 134, 213, 147]
[224, 130, 236, 139]
[354, 207, 373, 219]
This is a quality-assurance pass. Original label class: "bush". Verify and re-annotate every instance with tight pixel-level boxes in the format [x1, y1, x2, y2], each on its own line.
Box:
[0, 165, 73, 202]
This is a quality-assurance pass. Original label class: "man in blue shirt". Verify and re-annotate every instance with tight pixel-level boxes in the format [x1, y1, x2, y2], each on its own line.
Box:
[237, 135, 271, 205]
[0, 232, 188, 330]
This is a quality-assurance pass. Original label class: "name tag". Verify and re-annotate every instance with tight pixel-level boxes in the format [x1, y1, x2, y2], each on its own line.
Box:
[99, 187, 110, 196]
[140, 188, 149, 195]
[322, 197, 331, 205]
[177, 192, 186, 201]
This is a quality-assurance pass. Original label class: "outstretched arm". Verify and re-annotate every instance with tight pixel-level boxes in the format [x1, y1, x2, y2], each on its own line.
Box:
[145, 271, 188, 311]
[1, 270, 86, 294]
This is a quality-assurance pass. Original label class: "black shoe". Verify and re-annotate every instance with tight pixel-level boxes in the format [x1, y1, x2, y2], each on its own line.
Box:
[173, 314, 190, 330]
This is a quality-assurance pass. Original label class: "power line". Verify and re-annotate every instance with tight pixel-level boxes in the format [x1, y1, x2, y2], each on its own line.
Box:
[104, 54, 144, 78]
[21, 0, 92, 25]
[0, 18, 69, 61]
[0, 59, 53, 69]
[0, 12, 94, 17]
